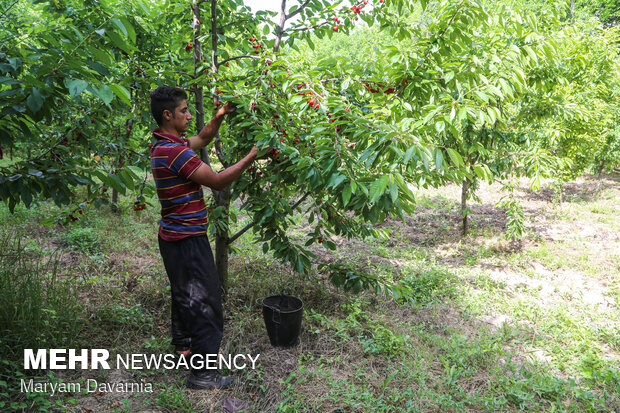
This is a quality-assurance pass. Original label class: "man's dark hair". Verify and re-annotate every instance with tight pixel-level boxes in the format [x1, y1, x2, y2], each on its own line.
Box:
[149, 86, 188, 126]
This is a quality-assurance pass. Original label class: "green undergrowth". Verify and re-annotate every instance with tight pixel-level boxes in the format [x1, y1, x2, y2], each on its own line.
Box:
[0, 176, 618, 412]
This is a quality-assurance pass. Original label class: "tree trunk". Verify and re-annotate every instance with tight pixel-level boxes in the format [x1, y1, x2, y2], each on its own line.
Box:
[194, 0, 232, 298]
[214, 186, 231, 295]
[191, 1, 206, 156]
[461, 178, 469, 235]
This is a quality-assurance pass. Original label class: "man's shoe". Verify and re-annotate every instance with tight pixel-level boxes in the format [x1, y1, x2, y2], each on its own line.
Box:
[186, 371, 234, 390]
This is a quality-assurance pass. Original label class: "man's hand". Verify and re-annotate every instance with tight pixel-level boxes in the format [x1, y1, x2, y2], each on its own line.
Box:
[188, 101, 237, 151]
[188, 145, 258, 190]
[219, 102, 237, 115]
[256, 146, 273, 160]
[249, 146, 258, 160]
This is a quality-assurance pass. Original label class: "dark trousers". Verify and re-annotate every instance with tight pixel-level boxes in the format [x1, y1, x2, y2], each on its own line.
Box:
[158, 235, 223, 359]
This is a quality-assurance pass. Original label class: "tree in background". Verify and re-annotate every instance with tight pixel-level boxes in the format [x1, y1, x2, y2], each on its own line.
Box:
[1, 0, 618, 295]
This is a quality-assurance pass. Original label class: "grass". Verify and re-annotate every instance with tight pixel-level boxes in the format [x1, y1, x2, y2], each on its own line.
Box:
[0, 174, 618, 411]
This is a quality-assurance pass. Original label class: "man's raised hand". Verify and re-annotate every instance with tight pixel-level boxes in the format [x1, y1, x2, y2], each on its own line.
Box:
[221, 101, 237, 115]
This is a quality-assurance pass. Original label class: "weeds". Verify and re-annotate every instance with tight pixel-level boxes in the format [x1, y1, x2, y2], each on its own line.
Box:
[1, 175, 618, 412]
[61, 227, 101, 254]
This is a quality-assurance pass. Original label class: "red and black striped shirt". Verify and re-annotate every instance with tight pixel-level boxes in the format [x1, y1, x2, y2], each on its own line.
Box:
[150, 130, 207, 241]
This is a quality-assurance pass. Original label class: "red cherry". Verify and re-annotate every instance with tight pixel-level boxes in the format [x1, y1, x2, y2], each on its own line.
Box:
[333, 26, 338, 31]
[318, 237, 323, 243]
[215, 102, 221, 106]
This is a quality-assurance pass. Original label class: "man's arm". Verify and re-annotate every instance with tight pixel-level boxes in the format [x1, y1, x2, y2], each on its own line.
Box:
[188, 147, 257, 190]
[187, 102, 236, 151]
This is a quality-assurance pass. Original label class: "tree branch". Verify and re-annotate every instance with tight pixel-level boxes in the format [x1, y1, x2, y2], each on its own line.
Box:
[0, 0, 19, 20]
[273, 0, 288, 53]
[228, 191, 311, 244]
[286, 0, 312, 19]
[216, 54, 260, 68]
[289, 21, 329, 32]
[210, 0, 218, 71]
[213, 132, 228, 166]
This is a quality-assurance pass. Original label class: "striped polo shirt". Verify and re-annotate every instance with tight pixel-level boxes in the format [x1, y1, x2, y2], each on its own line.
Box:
[150, 129, 207, 241]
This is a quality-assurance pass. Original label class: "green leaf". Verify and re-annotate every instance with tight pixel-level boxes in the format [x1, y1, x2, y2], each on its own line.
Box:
[107, 174, 126, 195]
[118, 169, 135, 190]
[531, 174, 541, 192]
[119, 17, 136, 43]
[21, 188, 32, 207]
[446, 148, 463, 167]
[434, 149, 443, 170]
[486, 84, 503, 99]
[523, 45, 537, 63]
[111, 19, 127, 39]
[474, 91, 489, 103]
[473, 165, 485, 179]
[109, 84, 131, 106]
[263, 24, 270, 35]
[26, 88, 43, 113]
[389, 180, 398, 203]
[93, 85, 114, 105]
[342, 184, 352, 206]
[341, 78, 350, 91]
[66, 79, 88, 98]
[369, 175, 389, 203]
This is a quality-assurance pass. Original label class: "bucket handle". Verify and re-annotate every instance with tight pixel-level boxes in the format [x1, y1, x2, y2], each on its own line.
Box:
[259, 297, 282, 325]
[272, 309, 281, 325]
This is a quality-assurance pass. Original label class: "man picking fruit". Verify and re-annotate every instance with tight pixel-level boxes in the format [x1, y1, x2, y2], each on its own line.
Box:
[149, 86, 256, 390]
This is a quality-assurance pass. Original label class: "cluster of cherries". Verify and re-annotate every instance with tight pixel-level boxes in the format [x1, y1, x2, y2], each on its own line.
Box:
[133, 202, 146, 211]
[351, 1, 368, 14]
[363, 82, 395, 94]
[248, 37, 262, 54]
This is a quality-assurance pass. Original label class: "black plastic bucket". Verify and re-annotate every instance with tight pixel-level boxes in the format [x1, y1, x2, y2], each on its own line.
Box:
[262, 295, 303, 348]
